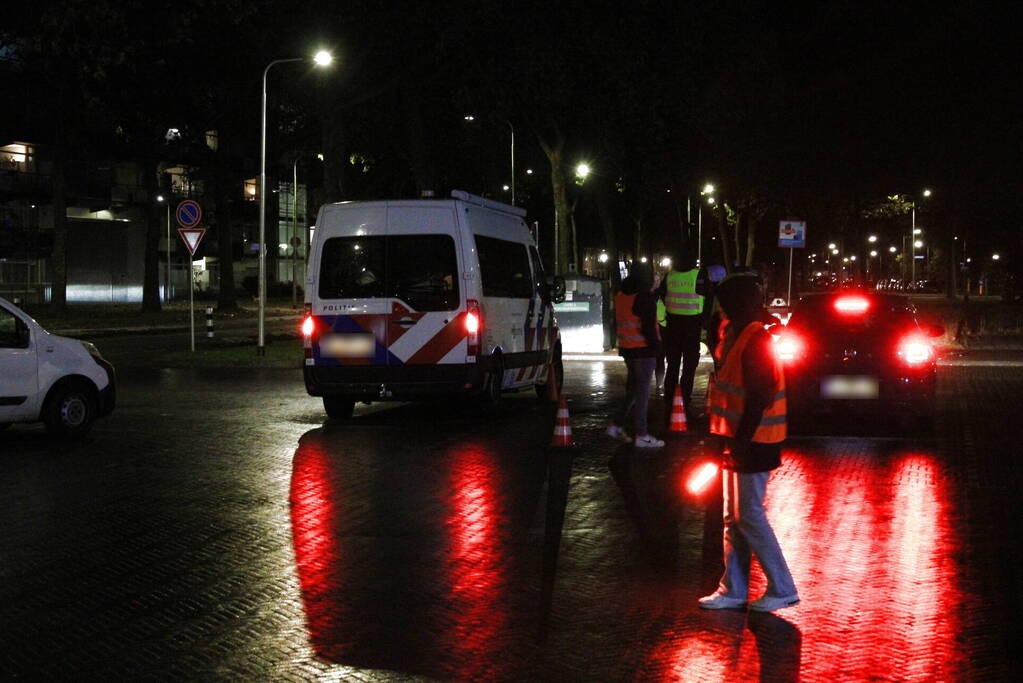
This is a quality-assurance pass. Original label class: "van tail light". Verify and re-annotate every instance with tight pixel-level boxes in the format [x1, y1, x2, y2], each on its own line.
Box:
[773, 331, 805, 363]
[465, 299, 482, 356]
[897, 335, 933, 365]
[301, 304, 316, 361]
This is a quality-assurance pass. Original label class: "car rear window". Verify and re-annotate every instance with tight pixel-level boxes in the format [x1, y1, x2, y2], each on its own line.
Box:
[788, 295, 917, 332]
[318, 234, 459, 311]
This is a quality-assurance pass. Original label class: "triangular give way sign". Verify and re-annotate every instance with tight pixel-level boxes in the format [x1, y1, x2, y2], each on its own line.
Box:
[178, 228, 207, 256]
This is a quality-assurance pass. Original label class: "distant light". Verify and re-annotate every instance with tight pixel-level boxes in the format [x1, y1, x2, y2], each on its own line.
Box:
[247, 186, 257, 196]
[831, 248, 839, 255]
[992, 253, 1001, 260]
[313, 50, 333, 66]
[913, 228, 922, 235]
[923, 189, 932, 197]
[966, 257, 972, 263]
[842, 257, 849, 262]
[868, 235, 877, 243]
[502, 184, 510, 191]
[666, 189, 671, 193]
[526, 168, 533, 175]
[850, 255, 857, 261]
[165, 128, 181, 141]
[640, 257, 648, 263]
[575, 163, 591, 179]
[914, 240, 923, 248]
[156, 195, 165, 202]
[870, 250, 877, 257]
[889, 246, 897, 253]
[463, 114, 475, 121]
[317, 153, 324, 161]
[828, 243, 837, 250]
[660, 257, 672, 267]
[598, 252, 609, 263]
[702, 183, 715, 195]
[815, 271, 823, 277]
[708, 197, 716, 205]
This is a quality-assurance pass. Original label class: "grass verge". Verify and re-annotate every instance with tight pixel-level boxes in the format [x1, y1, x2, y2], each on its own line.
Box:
[155, 338, 304, 368]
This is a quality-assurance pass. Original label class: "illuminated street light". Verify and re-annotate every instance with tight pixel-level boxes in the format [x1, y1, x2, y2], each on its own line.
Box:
[889, 246, 897, 253]
[463, 114, 475, 121]
[259, 50, 333, 354]
[842, 257, 849, 263]
[707, 196, 716, 205]
[868, 235, 877, 243]
[828, 242, 837, 250]
[660, 256, 672, 267]
[850, 255, 857, 261]
[526, 168, 533, 175]
[992, 253, 1001, 260]
[702, 183, 715, 195]
[502, 184, 510, 191]
[640, 256, 648, 263]
[913, 228, 922, 235]
[870, 250, 878, 257]
[831, 248, 839, 255]
[914, 240, 924, 249]
[923, 189, 932, 197]
[575, 163, 591, 179]
[598, 252, 609, 263]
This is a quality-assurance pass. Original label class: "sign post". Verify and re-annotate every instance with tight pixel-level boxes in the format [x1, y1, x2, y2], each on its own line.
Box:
[176, 200, 206, 352]
[778, 220, 807, 306]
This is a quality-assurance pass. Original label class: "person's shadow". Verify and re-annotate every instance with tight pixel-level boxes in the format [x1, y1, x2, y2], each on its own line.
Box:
[747, 611, 802, 682]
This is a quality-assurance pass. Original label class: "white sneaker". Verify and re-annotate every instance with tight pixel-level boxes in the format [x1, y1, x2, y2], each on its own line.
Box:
[698, 591, 748, 610]
[749, 594, 800, 612]
[634, 434, 665, 448]
[606, 424, 632, 443]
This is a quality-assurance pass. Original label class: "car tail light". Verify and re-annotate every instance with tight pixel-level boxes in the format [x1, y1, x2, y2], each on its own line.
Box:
[773, 331, 805, 362]
[897, 335, 933, 365]
[466, 299, 482, 356]
[834, 295, 871, 315]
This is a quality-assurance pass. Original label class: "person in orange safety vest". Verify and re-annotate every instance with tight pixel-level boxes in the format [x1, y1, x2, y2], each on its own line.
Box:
[698, 273, 799, 613]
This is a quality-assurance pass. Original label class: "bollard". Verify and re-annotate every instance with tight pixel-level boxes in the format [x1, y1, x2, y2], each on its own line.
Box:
[206, 307, 214, 339]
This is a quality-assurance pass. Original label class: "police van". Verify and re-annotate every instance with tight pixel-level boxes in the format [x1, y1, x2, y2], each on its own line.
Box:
[302, 190, 563, 418]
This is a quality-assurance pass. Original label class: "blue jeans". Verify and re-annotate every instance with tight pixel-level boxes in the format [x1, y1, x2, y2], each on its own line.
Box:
[717, 469, 797, 600]
[617, 356, 656, 437]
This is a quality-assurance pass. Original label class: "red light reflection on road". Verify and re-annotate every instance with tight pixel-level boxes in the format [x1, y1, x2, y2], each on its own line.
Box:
[652, 444, 966, 680]
[441, 443, 509, 678]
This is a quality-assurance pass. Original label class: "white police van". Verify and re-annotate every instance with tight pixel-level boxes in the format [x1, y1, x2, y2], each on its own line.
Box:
[302, 190, 563, 418]
[0, 296, 115, 437]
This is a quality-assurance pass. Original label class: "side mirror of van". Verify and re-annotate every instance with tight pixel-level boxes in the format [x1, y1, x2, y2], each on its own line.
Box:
[548, 275, 566, 304]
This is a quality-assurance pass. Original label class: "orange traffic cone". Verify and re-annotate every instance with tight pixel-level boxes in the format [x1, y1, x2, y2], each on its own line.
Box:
[550, 396, 574, 447]
[669, 384, 688, 432]
[546, 363, 560, 402]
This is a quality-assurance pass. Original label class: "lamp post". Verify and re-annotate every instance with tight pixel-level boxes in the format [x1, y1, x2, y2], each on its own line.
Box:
[908, 189, 932, 288]
[258, 50, 332, 354]
[698, 183, 715, 265]
[157, 195, 170, 302]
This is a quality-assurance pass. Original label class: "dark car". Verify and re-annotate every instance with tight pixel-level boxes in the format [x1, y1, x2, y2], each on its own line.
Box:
[774, 292, 942, 428]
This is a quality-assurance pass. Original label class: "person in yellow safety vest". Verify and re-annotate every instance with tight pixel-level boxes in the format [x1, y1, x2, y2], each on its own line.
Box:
[698, 273, 800, 613]
[656, 249, 707, 420]
[607, 262, 665, 448]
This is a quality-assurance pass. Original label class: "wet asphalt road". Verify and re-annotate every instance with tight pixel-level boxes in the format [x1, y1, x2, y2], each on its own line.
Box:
[1, 347, 1021, 680]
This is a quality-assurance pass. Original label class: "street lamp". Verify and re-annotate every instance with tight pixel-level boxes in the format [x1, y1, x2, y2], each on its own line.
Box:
[696, 183, 715, 265]
[909, 188, 932, 286]
[157, 195, 170, 302]
[259, 50, 333, 354]
[868, 234, 877, 243]
[992, 253, 1001, 261]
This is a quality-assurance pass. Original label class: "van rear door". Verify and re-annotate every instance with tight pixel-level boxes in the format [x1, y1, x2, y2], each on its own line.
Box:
[384, 206, 467, 365]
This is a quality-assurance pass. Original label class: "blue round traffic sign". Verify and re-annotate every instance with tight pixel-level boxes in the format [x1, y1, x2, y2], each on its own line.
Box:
[176, 200, 203, 228]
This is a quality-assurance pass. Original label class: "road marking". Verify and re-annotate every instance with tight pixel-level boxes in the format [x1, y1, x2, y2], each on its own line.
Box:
[939, 359, 1023, 367]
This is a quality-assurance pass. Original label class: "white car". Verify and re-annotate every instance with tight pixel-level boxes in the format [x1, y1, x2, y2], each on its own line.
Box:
[0, 296, 115, 437]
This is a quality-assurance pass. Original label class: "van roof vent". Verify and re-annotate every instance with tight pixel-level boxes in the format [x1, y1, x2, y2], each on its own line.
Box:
[450, 190, 528, 218]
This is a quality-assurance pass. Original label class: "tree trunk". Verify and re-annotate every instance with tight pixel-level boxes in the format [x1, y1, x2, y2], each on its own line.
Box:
[215, 151, 238, 311]
[539, 133, 571, 274]
[141, 158, 162, 312]
[50, 145, 68, 312]
[594, 182, 621, 292]
[733, 208, 743, 268]
[745, 207, 757, 267]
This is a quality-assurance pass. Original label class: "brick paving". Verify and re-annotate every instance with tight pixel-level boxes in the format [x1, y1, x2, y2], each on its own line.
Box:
[0, 357, 1020, 680]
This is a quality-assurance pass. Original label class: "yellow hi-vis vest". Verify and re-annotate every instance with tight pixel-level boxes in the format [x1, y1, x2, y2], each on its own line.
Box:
[708, 321, 787, 443]
[665, 269, 704, 315]
[656, 298, 667, 328]
[615, 293, 645, 349]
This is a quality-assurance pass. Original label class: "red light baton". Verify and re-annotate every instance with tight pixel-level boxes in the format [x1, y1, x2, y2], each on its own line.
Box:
[686, 462, 720, 495]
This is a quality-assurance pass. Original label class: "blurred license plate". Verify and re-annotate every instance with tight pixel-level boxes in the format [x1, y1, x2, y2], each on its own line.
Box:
[821, 375, 879, 399]
[321, 333, 375, 358]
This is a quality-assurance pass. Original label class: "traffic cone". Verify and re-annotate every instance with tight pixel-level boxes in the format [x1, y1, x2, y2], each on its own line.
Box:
[669, 384, 688, 432]
[546, 363, 560, 402]
[550, 396, 574, 447]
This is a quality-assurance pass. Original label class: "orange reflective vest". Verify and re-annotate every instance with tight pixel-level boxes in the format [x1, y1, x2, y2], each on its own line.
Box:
[615, 292, 646, 349]
[708, 321, 787, 443]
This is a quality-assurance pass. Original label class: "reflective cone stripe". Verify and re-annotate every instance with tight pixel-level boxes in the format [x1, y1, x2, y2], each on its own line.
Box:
[669, 384, 688, 432]
[550, 397, 574, 447]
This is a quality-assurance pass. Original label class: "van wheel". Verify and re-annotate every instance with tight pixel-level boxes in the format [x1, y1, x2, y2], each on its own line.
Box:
[323, 397, 355, 419]
[43, 380, 96, 438]
[483, 356, 504, 408]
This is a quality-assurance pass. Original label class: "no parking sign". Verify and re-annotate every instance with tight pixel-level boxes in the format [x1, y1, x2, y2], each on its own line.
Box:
[176, 200, 203, 229]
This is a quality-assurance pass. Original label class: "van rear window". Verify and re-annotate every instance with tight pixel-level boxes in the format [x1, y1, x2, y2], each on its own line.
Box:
[318, 235, 459, 311]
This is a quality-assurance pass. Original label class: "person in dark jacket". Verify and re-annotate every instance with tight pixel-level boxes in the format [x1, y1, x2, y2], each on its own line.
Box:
[608, 262, 665, 448]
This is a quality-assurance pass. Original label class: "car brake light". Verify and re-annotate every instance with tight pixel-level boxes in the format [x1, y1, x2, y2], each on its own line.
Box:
[466, 299, 482, 356]
[834, 295, 871, 314]
[897, 336, 933, 365]
[773, 332, 804, 362]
